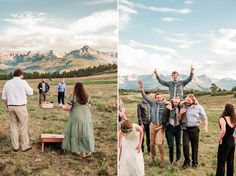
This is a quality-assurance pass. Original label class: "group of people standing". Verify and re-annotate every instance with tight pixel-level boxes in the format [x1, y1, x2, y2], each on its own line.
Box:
[119, 66, 235, 176]
[37, 78, 66, 105]
[1, 69, 94, 157]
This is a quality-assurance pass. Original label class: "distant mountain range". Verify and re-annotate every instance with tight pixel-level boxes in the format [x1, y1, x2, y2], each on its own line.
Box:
[0, 46, 117, 73]
[119, 74, 236, 91]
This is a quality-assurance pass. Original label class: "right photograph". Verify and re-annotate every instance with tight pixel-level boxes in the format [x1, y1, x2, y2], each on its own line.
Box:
[118, 0, 236, 176]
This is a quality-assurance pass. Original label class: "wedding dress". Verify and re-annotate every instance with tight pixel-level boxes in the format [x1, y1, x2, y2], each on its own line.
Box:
[119, 124, 145, 176]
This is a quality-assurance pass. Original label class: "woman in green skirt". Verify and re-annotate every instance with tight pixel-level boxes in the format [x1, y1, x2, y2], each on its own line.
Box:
[60, 82, 94, 157]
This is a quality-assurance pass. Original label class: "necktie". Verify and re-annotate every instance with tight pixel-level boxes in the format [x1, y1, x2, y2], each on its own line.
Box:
[156, 105, 160, 125]
[174, 108, 178, 126]
[174, 83, 177, 98]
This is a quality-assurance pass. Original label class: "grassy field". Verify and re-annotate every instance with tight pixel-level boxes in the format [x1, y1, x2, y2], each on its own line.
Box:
[0, 73, 117, 176]
[120, 91, 236, 176]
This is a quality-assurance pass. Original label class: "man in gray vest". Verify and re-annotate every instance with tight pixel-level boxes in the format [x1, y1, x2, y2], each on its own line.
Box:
[154, 65, 194, 100]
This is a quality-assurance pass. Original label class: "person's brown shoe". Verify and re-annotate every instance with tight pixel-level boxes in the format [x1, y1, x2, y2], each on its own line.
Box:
[160, 160, 165, 168]
[22, 145, 32, 152]
[150, 153, 155, 161]
[12, 148, 19, 152]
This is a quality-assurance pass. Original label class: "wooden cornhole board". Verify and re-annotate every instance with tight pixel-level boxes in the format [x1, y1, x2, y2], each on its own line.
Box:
[41, 101, 53, 109]
[40, 134, 64, 152]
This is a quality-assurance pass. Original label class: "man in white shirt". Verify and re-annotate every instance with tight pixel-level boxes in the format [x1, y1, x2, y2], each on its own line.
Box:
[2, 69, 33, 152]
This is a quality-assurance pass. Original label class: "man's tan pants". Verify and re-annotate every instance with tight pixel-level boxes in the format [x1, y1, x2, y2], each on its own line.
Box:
[150, 123, 165, 160]
[8, 106, 30, 151]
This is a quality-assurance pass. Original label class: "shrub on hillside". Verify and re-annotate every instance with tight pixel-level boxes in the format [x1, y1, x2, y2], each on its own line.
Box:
[234, 92, 236, 98]
[211, 91, 233, 96]
[184, 89, 211, 97]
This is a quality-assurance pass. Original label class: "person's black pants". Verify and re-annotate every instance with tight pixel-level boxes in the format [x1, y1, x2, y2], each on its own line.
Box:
[141, 124, 150, 153]
[165, 124, 181, 163]
[183, 126, 199, 166]
[58, 92, 65, 104]
[216, 139, 235, 176]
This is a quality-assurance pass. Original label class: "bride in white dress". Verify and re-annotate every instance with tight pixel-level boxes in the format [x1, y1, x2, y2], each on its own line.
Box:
[119, 120, 145, 176]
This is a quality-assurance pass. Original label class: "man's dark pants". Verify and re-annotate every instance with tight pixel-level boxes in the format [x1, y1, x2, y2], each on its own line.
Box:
[183, 126, 199, 166]
[165, 124, 181, 163]
[58, 92, 65, 104]
[142, 123, 150, 153]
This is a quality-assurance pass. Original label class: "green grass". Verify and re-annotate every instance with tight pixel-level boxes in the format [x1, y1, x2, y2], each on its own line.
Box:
[120, 92, 236, 176]
[0, 73, 117, 176]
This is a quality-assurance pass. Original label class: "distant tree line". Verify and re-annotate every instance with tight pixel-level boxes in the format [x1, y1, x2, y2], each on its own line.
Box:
[0, 64, 117, 80]
[120, 83, 236, 98]
[210, 83, 236, 96]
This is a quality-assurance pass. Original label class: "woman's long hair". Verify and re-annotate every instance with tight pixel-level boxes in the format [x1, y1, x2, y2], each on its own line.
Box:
[186, 94, 198, 105]
[74, 82, 88, 105]
[220, 103, 236, 125]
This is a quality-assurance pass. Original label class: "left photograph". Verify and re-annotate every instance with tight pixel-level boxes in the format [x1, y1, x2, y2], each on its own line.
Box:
[0, 0, 117, 175]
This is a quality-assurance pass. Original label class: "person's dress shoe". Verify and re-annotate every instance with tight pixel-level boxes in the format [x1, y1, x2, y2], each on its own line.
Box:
[12, 148, 19, 152]
[22, 145, 32, 152]
[182, 163, 190, 169]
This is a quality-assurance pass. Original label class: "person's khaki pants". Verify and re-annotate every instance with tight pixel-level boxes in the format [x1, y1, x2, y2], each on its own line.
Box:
[8, 106, 30, 151]
[39, 92, 46, 104]
[150, 123, 165, 159]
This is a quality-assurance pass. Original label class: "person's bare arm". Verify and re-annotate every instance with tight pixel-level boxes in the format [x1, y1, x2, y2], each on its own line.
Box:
[218, 118, 226, 144]
[203, 119, 208, 133]
[199, 105, 208, 132]
[118, 131, 123, 160]
[59, 103, 72, 111]
[134, 124, 143, 153]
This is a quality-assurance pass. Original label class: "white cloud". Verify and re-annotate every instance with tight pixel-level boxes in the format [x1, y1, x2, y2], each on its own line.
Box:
[171, 33, 187, 37]
[118, 42, 202, 77]
[0, 10, 117, 52]
[4, 11, 47, 26]
[119, 0, 137, 30]
[84, 0, 116, 5]
[210, 28, 236, 57]
[153, 28, 165, 34]
[128, 40, 176, 53]
[135, 3, 192, 14]
[165, 34, 200, 49]
[69, 10, 117, 34]
[162, 17, 183, 23]
[118, 40, 236, 79]
[119, 4, 137, 14]
[119, 1, 191, 30]
[119, 44, 175, 76]
[184, 0, 193, 4]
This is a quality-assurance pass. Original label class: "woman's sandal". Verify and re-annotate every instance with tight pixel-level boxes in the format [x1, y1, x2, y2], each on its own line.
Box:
[77, 152, 91, 158]
[85, 153, 92, 157]
[80, 152, 86, 158]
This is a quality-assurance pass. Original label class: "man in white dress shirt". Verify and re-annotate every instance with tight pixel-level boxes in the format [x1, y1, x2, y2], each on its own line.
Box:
[2, 69, 33, 152]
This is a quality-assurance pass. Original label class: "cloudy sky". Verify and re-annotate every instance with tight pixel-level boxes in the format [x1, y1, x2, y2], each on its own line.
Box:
[0, 0, 117, 53]
[119, 0, 236, 79]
